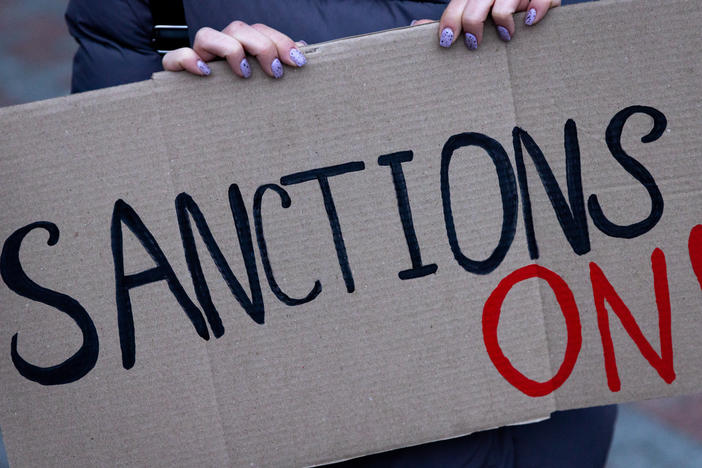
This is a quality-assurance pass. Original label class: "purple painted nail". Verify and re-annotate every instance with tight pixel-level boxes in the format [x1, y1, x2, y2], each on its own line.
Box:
[290, 48, 307, 67]
[298, 40, 308, 46]
[439, 28, 454, 48]
[525, 8, 537, 26]
[464, 33, 478, 51]
[497, 26, 511, 42]
[197, 60, 211, 76]
[410, 20, 417, 26]
[240, 58, 251, 78]
[272, 58, 284, 79]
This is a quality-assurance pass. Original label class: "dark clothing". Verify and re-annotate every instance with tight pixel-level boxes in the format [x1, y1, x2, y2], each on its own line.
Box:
[336, 406, 618, 468]
[64, 1, 612, 467]
[65, 0, 452, 93]
[66, 0, 591, 93]
[66, 0, 162, 93]
[66, 0, 593, 94]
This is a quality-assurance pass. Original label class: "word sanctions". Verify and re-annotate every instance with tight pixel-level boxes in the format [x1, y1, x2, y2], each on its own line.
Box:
[2, 106, 700, 396]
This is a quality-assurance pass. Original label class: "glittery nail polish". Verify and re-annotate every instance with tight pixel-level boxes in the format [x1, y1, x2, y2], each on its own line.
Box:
[272, 58, 284, 79]
[525, 8, 537, 26]
[197, 60, 211, 76]
[440, 28, 454, 48]
[289, 48, 307, 67]
[240, 58, 251, 78]
[464, 33, 478, 51]
[497, 26, 511, 42]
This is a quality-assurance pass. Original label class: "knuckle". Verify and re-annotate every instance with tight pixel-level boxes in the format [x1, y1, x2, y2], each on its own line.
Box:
[171, 47, 189, 59]
[194, 27, 214, 44]
[491, 6, 513, 21]
[262, 41, 277, 56]
[224, 43, 243, 59]
[162, 48, 189, 69]
[444, 1, 464, 16]
[279, 38, 295, 52]
[462, 6, 487, 24]
[223, 20, 246, 34]
[443, 7, 463, 24]
[462, 13, 482, 26]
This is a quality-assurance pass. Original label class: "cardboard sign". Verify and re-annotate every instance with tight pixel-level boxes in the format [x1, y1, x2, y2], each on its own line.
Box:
[1, 0, 701, 465]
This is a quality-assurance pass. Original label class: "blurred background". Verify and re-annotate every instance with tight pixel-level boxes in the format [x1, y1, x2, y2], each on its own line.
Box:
[0, 0, 73, 106]
[0, 1, 701, 467]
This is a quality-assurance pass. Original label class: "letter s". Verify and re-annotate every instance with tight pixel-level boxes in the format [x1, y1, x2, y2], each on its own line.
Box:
[0, 222, 99, 385]
[588, 106, 666, 238]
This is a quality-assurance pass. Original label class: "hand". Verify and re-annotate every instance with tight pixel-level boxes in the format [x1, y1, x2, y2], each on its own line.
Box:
[415, 0, 560, 50]
[162, 21, 307, 79]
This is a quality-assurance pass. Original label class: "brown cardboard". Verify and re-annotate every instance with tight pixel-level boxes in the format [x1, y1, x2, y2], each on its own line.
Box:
[0, 0, 701, 465]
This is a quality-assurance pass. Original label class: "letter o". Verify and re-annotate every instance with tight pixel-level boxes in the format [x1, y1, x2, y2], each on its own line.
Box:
[482, 264, 582, 397]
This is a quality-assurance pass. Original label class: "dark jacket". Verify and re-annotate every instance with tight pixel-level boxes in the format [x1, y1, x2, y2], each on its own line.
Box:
[64, 2, 613, 467]
[66, 0, 591, 93]
[65, 0, 452, 93]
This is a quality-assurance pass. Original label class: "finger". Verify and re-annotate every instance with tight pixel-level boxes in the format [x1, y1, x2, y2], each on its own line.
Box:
[250, 23, 307, 68]
[222, 21, 284, 79]
[460, 0, 496, 49]
[410, 19, 435, 26]
[524, 0, 560, 26]
[162, 47, 211, 76]
[490, 0, 521, 42]
[192, 27, 251, 78]
[515, 0, 531, 11]
[439, 0, 469, 47]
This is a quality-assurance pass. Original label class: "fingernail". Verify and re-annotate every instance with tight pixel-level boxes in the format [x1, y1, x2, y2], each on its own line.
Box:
[197, 60, 211, 76]
[410, 20, 417, 26]
[439, 28, 454, 48]
[298, 40, 308, 46]
[525, 8, 537, 26]
[464, 33, 478, 51]
[497, 26, 511, 42]
[289, 48, 307, 67]
[272, 58, 284, 79]
[240, 58, 251, 78]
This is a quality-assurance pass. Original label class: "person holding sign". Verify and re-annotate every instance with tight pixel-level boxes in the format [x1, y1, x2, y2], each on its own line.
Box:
[158, 0, 561, 79]
[68, 0, 566, 91]
[63, 0, 616, 466]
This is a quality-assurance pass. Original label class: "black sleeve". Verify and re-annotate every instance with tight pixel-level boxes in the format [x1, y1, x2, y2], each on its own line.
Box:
[65, 0, 164, 93]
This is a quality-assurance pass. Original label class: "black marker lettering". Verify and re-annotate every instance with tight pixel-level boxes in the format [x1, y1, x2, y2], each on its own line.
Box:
[253, 184, 322, 305]
[588, 105, 666, 238]
[441, 133, 518, 275]
[378, 151, 438, 280]
[513, 121, 590, 259]
[111, 199, 208, 370]
[0, 222, 98, 385]
[175, 190, 265, 337]
[280, 161, 365, 293]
